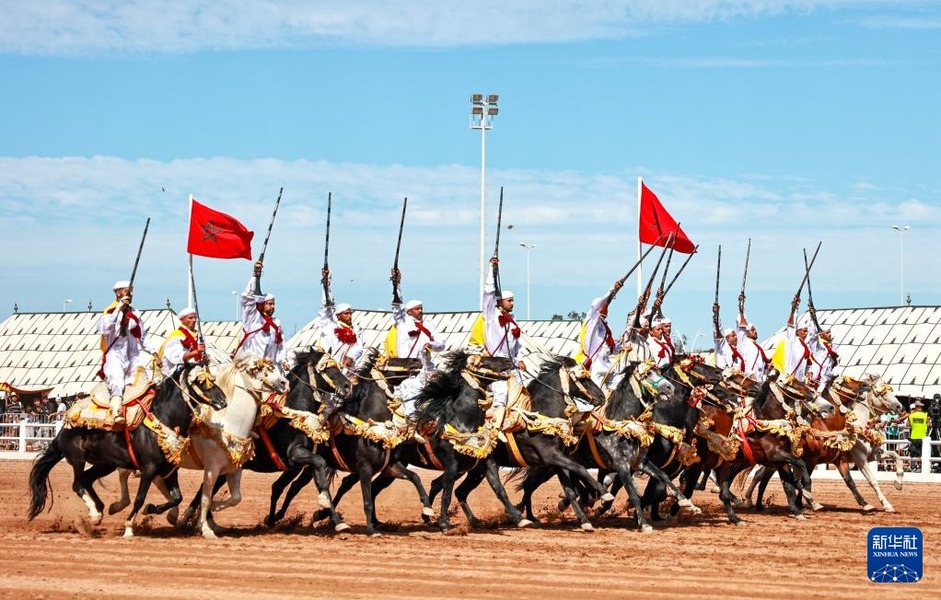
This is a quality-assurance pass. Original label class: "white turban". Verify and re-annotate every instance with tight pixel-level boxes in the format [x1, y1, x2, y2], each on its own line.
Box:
[335, 302, 352, 314]
[113, 280, 131, 291]
[500, 290, 515, 300]
[404, 299, 423, 311]
[723, 328, 736, 337]
[263, 293, 275, 301]
[177, 307, 196, 319]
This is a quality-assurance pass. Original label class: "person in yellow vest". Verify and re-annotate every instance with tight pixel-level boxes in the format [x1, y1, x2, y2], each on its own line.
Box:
[576, 278, 624, 392]
[470, 257, 526, 440]
[96, 280, 156, 424]
[158, 307, 206, 378]
[317, 268, 364, 373]
[896, 400, 929, 472]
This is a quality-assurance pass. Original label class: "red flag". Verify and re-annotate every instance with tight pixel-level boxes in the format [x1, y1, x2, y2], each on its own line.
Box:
[638, 182, 695, 254]
[187, 198, 254, 259]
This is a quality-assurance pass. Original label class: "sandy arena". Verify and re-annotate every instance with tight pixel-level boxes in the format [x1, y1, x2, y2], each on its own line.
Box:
[1, 459, 936, 599]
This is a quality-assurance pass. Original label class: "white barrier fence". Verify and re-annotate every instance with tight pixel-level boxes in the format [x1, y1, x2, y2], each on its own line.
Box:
[2, 415, 940, 484]
[0, 414, 62, 459]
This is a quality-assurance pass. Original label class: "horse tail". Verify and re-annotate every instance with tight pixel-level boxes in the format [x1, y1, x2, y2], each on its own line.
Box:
[730, 467, 751, 496]
[28, 439, 64, 521]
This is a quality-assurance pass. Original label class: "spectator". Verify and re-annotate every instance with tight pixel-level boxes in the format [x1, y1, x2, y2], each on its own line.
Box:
[895, 400, 928, 472]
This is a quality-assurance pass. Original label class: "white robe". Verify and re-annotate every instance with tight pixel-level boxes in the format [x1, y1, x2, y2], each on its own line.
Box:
[236, 275, 286, 368]
[96, 303, 155, 396]
[315, 289, 364, 370]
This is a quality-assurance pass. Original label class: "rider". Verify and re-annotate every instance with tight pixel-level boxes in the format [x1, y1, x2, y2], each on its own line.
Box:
[647, 316, 675, 369]
[576, 278, 625, 392]
[158, 307, 206, 378]
[234, 260, 288, 373]
[317, 268, 365, 374]
[807, 305, 839, 393]
[388, 267, 445, 422]
[96, 280, 156, 424]
[784, 296, 813, 384]
[470, 256, 526, 440]
[737, 297, 771, 382]
[712, 303, 745, 372]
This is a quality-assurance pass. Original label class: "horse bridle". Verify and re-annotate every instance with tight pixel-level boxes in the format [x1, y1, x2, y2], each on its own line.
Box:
[169, 365, 222, 415]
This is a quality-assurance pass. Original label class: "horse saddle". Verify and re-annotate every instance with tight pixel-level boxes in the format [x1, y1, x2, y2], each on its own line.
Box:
[66, 381, 156, 432]
[255, 392, 289, 430]
[502, 379, 532, 434]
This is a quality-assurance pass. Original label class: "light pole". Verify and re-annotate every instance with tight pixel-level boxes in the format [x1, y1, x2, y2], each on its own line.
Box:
[470, 93, 499, 309]
[231, 290, 240, 321]
[519, 243, 535, 319]
[62, 298, 72, 311]
[892, 225, 909, 305]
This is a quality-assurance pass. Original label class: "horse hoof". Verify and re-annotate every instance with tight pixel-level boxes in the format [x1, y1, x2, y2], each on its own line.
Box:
[368, 531, 383, 538]
[122, 526, 134, 539]
[317, 492, 332, 509]
[894, 481, 903, 491]
[885, 506, 896, 513]
[641, 525, 655, 534]
[734, 520, 747, 528]
[688, 506, 702, 516]
[107, 503, 123, 516]
[579, 522, 594, 533]
[812, 503, 825, 511]
[91, 514, 103, 526]
[791, 513, 807, 521]
[601, 492, 615, 503]
[422, 506, 434, 517]
[517, 519, 533, 529]
[334, 522, 351, 533]
[557, 499, 569, 512]
[677, 498, 692, 508]
[202, 529, 218, 540]
[862, 504, 875, 512]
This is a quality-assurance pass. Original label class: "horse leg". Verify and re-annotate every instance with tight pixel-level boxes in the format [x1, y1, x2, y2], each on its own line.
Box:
[716, 463, 746, 526]
[382, 461, 434, 522]
[753, 466, 776, 511]
[852, 455, 896, 512]
[358, 463, 381, 536]
[775, 463, 808, 519]
[74, 463, 115, 526]
[480, 459, 531, 528]
[211, 468, 243, 513]
[637, 458, 701, 516]
[108, 468, 133, 515]
[515, 466, 554, 524]
[554, 468, 595, 532]
[427, 472, 446, 505]
[452, 469, 485, 525]
[123, 465, 162, 538]
[198, 466, 222, 539]
[285, 449, 350, 532]
[311, 471, 358, 522]
[142, 471, 183, 526]
[433, 452, 460, 531]
[266, 469, 302, 527]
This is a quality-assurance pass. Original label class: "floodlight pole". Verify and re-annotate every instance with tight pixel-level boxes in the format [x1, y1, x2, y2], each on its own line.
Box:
[470, 93, 499, 310]
[892, 225, 909, 306]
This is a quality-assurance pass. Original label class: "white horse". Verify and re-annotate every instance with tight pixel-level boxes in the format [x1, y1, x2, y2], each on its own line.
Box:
[744, 373, 905, 513]
[182, 354, 289, 538]
[111, 354, 289, 538]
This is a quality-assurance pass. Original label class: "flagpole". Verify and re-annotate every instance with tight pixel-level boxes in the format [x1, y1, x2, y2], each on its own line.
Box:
[187, 195, 195, 307]
[637, 176, 643, 298]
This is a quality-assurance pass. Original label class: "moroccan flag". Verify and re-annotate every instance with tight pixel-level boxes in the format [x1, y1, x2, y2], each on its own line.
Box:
[638, 181, 696, 254]
[187, 198, 254, 260]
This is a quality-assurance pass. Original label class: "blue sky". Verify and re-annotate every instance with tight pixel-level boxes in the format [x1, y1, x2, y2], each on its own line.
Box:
[1, 1, 940, 349]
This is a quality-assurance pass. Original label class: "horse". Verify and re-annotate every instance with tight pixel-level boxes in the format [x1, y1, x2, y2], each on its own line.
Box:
[746, 373, 905, 513]
[178, 354, 290, 539]
[27, 362, 227, 537]
[166, 348, 355, 532]
[266, 347, 433, 535]
[518, 360, 703, 533]
[425, 355, 615, 531]
[708, 370, 833, 525]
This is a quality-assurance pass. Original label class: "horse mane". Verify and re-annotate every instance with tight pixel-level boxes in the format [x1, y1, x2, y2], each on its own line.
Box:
[292, 347, 325, 370]
[537, 355, 575, 376]
[214, 354, 255, 399]
[353, 347, 380, 378]
[605, 361, 640, 420]
[413, 350, 472, 425]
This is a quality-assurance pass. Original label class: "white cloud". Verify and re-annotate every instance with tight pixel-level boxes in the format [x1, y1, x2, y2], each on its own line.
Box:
[1, 1, 932, 55]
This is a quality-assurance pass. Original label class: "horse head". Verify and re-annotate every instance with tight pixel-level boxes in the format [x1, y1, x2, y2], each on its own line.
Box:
[527, 355, 604, 417]
[308, 348, 353, 399]
[859, 373, 904, 415]
[178, 362, 228, 411]
[413, 350, 508, 428]
[217, 354, 290, 403]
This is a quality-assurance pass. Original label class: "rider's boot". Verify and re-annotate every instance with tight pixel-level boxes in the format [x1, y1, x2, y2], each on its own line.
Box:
[109, 395, 126, 425]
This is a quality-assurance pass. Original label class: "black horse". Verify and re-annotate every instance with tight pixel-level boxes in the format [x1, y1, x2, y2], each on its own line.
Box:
[265, 347, 433, 535]
[518, 360, 702, 532]
[27, 363, 227, 537]
[314, 351, 532, 531]
[426, 355, 615, 531]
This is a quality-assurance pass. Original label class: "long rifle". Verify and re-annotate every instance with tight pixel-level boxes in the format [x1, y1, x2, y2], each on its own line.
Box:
[391, 197, 408, 304]
[322, 192, 334, 307]
[617, 242, 660, 287]
[120, 217, 150, 337]
[804, 248, 822, 331]
[254, 187, 284, 295]
[662, 244, 699, 298]
[739, 238, 751, 310]
[794, 241, 822, 301]
[713, 245, 722, 336]
[652, 227, 680, 318]
[630, 232, 673, 328]
[491, 187, 505, 300]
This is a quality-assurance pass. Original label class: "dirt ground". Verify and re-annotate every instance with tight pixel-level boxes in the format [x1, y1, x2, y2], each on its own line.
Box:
[0, 458, 936, 599]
